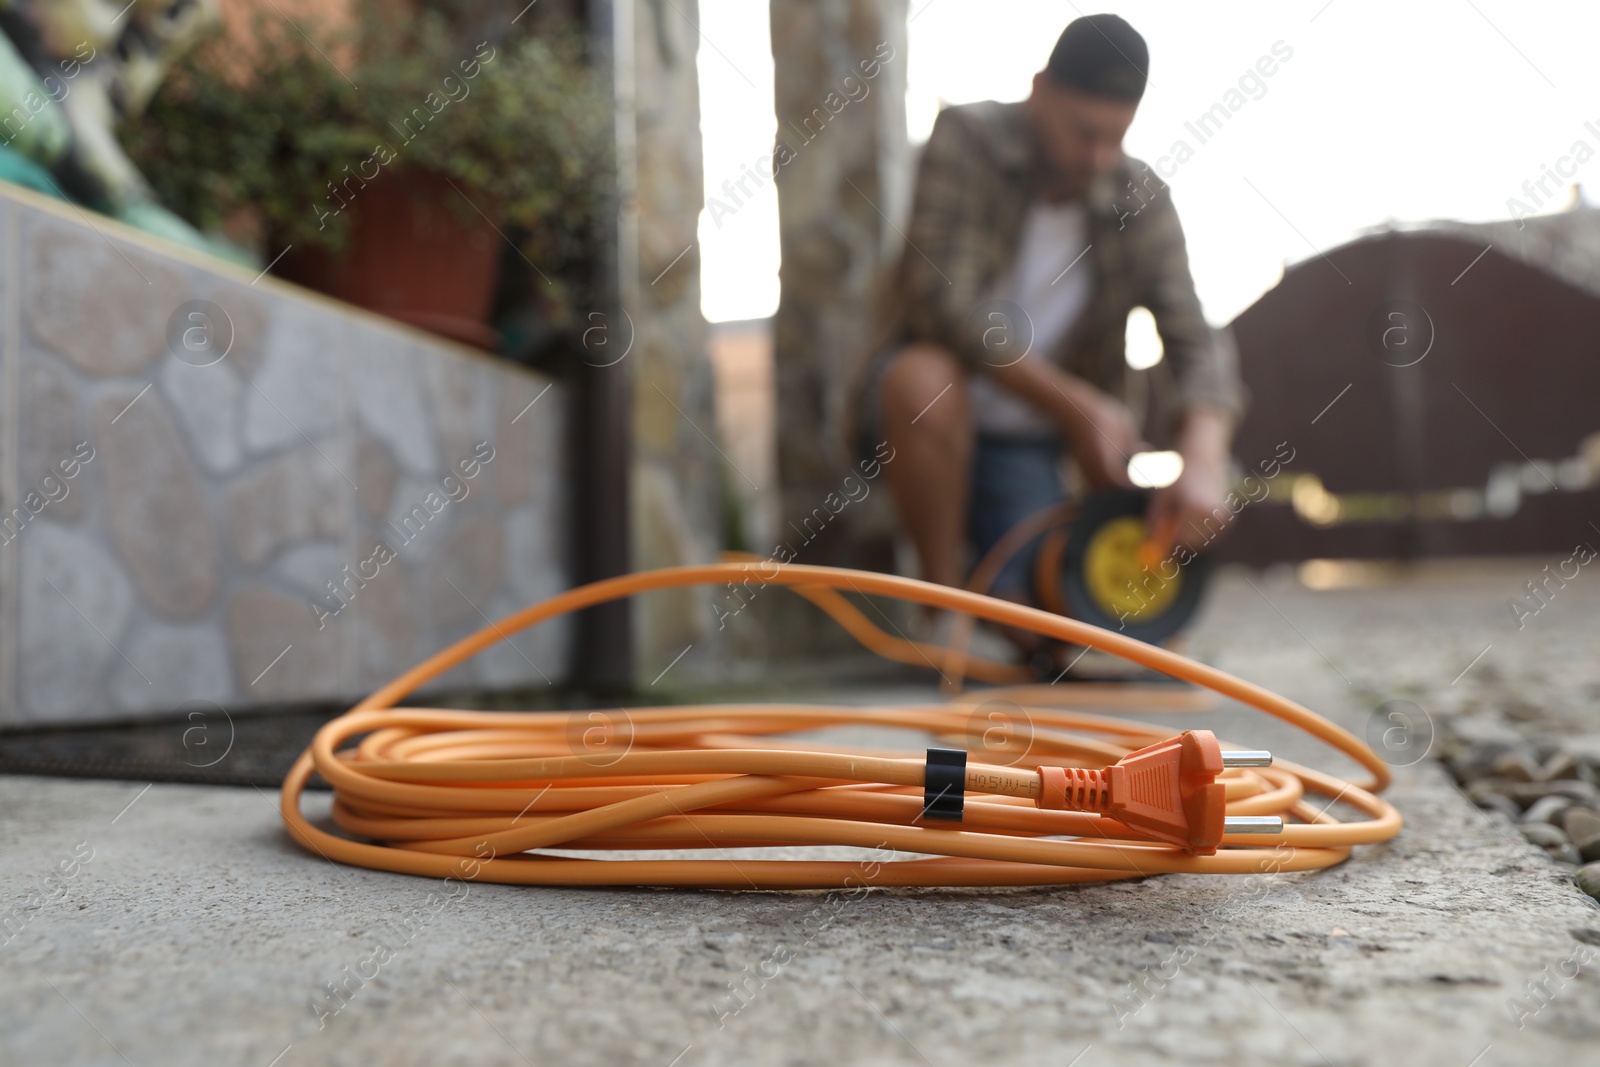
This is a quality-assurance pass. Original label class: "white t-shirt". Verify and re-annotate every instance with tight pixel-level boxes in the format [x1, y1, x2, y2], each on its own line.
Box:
[968, 198, 1092, 438]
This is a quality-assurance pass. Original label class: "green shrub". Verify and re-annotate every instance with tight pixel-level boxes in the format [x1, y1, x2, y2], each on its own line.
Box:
[121, 3, 609, 283]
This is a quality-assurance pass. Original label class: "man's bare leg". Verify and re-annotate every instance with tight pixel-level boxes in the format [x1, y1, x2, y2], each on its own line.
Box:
[878, 343, 970, 590]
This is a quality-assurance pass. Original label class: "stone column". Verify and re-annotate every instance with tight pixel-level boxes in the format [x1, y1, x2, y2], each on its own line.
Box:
[768, 0, 908, 647]
[770, 0, 907, 556]
[627, 0, 723, 682]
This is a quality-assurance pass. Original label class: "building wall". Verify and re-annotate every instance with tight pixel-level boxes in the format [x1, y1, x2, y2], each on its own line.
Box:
[709, 318, 778, 553]
[0, 183, 570, 727]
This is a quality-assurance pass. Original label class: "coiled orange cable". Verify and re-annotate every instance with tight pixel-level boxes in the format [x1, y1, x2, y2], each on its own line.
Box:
[279, 562, 1401, 889]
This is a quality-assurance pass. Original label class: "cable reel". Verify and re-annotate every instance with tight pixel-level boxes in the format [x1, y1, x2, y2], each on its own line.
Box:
[1032, 490, 1211, 647]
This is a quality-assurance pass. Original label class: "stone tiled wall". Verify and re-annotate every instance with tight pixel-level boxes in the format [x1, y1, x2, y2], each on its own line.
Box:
[767, 0, 910, 655]
[628, 0, 725, 680]
[0, 185, 570, 727]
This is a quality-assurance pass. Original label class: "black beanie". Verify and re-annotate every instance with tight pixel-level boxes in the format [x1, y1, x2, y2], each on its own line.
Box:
[1045, 14, 1149, 102]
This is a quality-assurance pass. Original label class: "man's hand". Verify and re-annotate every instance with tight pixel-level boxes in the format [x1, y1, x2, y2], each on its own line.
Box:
[986, 357, 1145, 489]
[1147, 406, 1234, 557]
[1061, 383, 1146, 490]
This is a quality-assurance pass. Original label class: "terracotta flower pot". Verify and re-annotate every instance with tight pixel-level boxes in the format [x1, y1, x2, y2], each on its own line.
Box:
[274, 169, 503, 351]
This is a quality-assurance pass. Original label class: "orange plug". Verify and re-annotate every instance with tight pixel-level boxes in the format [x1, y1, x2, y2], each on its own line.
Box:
[1036, 730, 1279, 855]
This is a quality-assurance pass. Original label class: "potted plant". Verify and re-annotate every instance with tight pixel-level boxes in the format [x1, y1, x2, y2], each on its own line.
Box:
[121, 2, 609, 350]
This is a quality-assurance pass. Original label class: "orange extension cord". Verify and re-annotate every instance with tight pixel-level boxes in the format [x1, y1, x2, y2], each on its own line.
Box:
[279, 562, 1401, 889]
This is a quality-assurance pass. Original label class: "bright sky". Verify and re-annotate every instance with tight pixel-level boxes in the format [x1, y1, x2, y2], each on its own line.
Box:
[696, 0, 1600, 326]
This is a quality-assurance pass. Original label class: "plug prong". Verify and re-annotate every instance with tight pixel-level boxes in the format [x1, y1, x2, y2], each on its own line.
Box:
[1221, 750, 1273, 768]
[1223, 816, 1284, 834]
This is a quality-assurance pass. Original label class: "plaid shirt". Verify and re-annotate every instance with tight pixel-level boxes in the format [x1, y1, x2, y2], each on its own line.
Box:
[859, 100, 1245, 430]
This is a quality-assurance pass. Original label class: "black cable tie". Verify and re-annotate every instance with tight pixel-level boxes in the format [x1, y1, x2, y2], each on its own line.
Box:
[922, 747, 967, 822]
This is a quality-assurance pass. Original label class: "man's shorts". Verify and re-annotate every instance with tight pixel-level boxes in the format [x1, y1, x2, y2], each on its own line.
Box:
[855, 347, 1069, 597]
